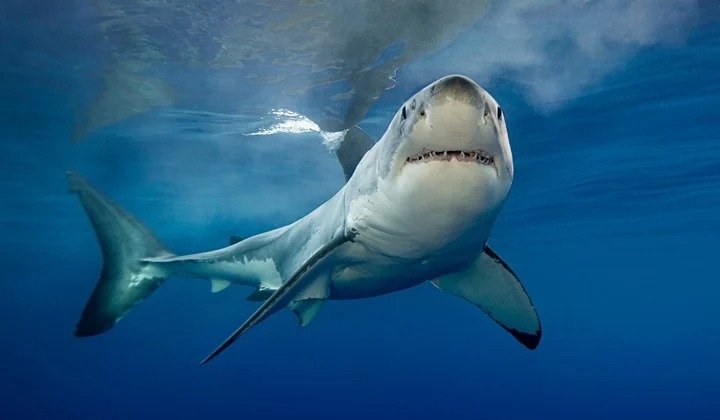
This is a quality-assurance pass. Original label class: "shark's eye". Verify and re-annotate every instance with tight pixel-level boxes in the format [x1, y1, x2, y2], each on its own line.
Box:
[497, 107, 503, 121]
[401, 106, 407, 120]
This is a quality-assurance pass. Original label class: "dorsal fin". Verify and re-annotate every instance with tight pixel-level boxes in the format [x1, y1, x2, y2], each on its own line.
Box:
[335, 125, 375, 182]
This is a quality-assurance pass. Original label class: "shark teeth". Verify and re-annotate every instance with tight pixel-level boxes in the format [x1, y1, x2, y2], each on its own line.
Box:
[406, 150, 494, 165]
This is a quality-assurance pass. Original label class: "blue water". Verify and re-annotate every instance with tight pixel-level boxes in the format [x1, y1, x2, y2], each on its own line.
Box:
[2, 2, 720, 419]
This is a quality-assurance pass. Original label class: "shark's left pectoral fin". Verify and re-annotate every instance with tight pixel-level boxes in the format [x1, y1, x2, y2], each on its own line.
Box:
[432, 246, 541, 350]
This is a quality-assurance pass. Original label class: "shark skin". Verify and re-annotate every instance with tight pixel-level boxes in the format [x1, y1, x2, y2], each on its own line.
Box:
[69, 75, 541, 365]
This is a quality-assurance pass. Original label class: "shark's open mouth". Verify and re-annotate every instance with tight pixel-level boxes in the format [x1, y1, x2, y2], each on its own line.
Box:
[406, 150, 494, 165]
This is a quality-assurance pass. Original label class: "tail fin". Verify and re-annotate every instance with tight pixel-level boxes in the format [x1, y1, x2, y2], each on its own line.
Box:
[68, 172, 173, 336]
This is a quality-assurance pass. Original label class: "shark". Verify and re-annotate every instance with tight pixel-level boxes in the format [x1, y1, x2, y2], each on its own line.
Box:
[69, 74, 541, 365]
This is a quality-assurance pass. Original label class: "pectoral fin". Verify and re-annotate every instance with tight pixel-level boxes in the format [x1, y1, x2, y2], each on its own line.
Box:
[432, 246, 541, 349]
[199, 234, 349, 365]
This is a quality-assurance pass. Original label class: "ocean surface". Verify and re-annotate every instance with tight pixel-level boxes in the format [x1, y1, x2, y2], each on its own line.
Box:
[2, 1, 720, 419]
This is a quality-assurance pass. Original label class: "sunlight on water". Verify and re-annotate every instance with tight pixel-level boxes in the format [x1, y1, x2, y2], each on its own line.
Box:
[318, 130, 349, 151]
[244, 108, 349, 151]
[245, 108, 320, 136]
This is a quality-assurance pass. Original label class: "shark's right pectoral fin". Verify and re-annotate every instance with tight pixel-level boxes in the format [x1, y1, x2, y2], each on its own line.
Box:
[432, 246, 541, 350]
[199, 234, 349, 365]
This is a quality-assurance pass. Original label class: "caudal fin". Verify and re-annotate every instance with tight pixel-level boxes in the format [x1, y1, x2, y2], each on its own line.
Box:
[68, 172, 173, 336]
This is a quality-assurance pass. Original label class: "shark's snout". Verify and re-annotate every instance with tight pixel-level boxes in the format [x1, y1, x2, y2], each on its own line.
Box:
[429, 75, 483, 108]
[386, 74, 511, 182]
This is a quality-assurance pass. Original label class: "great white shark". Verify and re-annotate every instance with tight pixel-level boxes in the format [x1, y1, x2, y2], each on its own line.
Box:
[69, 75, 541, 365]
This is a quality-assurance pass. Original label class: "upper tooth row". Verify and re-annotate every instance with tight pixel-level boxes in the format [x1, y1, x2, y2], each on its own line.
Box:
[408, 151, 492, 161]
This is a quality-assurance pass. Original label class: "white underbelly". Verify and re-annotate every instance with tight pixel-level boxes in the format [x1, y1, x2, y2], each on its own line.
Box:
[347, 165, 503, 259]
[326, 239, 481, 300]
[335, 162, 508, 299]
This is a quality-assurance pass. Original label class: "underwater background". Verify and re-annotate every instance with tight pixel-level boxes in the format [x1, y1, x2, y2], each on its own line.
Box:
[1, 1, 720, 419]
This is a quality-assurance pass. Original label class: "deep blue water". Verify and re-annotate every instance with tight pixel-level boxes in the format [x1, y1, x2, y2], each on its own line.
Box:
[2, 2, 720, 419]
